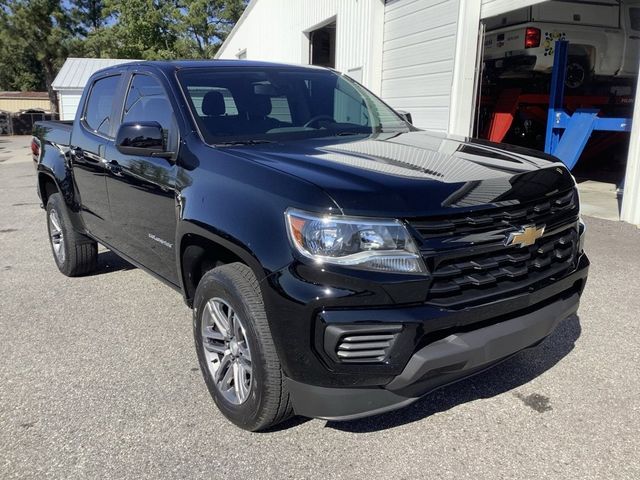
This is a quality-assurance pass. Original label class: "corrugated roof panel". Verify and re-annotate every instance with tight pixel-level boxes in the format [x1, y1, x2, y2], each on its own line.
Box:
[52, 57, 139, 90]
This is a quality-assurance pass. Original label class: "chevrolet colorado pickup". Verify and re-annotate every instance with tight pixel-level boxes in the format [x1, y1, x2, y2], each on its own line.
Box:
[32, 60, 589, 431]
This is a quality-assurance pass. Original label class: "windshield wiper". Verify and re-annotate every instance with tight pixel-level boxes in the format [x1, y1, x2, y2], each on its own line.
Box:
[335, 130, 368, 136]
[214, 139, 276, 146]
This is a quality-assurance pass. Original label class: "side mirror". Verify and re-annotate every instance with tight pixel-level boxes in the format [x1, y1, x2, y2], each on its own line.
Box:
[397, 110, 413, 125]
[115, 121, 172, 158]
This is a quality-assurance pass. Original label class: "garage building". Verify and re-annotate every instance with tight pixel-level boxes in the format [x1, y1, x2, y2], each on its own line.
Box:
[52, 58, 137, 121]
[216, 0, 640, 226]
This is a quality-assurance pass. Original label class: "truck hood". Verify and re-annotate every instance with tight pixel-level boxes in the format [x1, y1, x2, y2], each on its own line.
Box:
[221, 131, 574, 218]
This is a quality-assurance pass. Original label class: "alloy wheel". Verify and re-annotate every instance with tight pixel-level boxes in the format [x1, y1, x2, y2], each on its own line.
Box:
[201, 297, 253, 404]
[48, 209, 65, 264]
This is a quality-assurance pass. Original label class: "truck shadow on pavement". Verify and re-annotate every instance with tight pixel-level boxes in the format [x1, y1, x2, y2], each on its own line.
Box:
[92, 250, 136, 275]
[324, 314, 581, 433]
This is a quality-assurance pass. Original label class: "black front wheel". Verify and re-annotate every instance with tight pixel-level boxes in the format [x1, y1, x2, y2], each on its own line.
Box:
[193, 263, 293, 431]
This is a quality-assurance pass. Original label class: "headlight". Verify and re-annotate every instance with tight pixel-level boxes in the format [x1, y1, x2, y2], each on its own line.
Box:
[285, 209, 426, 274]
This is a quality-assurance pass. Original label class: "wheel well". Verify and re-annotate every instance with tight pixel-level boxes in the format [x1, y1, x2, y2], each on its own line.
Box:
[39, 174, 59, 206]
[567, 45, 595, 71]
[180, 234, 246, 307]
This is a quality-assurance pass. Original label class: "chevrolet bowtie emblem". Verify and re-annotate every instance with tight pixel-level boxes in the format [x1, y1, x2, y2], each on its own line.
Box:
[505, 224, 545, 248]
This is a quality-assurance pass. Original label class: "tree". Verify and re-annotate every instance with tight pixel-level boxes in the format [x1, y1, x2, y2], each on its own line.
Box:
[79, 0, 182, 59]
[72, 0, 105, 32]
[0, 1, 76, 112]
[177, 0, 246, 58]
[0, 0, 249, 107]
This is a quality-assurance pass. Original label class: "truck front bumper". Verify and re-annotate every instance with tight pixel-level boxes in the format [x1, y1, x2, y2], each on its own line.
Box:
[285, 263, 586, 421]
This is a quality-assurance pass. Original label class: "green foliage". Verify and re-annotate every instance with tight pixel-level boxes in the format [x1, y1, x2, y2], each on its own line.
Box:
[0, 0, 76, 110]
[0, 0, 247, 107]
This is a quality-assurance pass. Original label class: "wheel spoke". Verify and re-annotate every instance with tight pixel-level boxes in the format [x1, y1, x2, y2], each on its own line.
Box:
[238, 360, 250, 378]
[219, 359, 235, 392]
[238, 342, 251, 362]
[233, 362, 250, 403]
[203, 325, 225, 342]
[214, 353, 233, 383]
[232, 312, 243, 339]
[203, 341, 226, 355]
[49, 211, 61, 232]
[207, 301, 231, 339]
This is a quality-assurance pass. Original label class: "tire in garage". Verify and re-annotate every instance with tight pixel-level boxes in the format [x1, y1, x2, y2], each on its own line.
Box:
[565, 56, 592, 90]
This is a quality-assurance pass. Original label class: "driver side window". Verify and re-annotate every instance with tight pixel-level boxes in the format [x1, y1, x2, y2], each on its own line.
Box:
[122, 74, 177, 149]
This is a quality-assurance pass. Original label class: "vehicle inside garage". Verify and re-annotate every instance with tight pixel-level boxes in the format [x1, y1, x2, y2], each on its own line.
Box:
[475, 0, 639, 221]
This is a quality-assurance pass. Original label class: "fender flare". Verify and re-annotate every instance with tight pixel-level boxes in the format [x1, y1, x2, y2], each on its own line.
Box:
[175, 219, 267, 305]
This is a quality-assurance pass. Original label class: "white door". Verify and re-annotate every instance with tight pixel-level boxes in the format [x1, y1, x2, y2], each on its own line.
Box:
[380, 0, 461, 131]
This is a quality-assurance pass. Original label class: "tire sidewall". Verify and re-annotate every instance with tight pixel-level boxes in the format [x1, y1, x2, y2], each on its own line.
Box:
[193, 271, 268, 429]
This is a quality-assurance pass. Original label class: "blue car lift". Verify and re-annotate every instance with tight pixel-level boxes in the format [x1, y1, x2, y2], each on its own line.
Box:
[544, 40, 632, 170]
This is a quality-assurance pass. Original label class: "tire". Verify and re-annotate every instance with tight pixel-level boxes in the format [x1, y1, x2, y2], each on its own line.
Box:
[565, 56, 591, 90]
[46, 193, 98, 277]
[193, 263, 292, 431]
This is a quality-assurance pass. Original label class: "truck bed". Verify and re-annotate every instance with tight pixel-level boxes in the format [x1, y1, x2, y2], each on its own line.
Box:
[34, 120, 73, 147]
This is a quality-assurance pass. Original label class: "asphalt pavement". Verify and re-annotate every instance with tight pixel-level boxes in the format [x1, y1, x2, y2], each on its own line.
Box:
[1, 135, 639, 479]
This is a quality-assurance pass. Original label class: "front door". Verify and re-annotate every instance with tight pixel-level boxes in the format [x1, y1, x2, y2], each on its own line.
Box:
[105, 73, 179, 284]
[70, 74, 122, 242]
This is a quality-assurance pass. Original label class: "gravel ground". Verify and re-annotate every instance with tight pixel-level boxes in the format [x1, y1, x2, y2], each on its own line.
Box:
[1, 136, 639, 479]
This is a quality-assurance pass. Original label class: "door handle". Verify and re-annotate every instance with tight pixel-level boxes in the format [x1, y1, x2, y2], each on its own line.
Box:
[630, 35, 640, 40]
[106, 160, 124, 177]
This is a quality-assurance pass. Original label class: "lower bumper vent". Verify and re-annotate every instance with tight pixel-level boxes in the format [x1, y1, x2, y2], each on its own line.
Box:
[324, 324, 402, 364]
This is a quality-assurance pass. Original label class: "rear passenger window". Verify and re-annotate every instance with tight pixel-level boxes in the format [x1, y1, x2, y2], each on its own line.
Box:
[83, 75, 120, 136]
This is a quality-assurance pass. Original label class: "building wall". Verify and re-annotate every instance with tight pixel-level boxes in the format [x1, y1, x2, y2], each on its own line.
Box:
[216, 0, 386, 94]
[58, 90, 83, 121]
[0, 98, 51, 113]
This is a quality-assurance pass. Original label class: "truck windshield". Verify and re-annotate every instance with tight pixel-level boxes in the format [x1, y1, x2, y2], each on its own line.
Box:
[177, 67, 410, 145]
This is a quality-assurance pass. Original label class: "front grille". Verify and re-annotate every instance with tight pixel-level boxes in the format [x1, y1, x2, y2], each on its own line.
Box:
[427, 228, 578, 307]
[408, 188, 580, 308]
[411, 188, 577, 240]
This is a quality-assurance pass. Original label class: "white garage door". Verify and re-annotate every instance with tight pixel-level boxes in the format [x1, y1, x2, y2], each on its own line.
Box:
[381, 0, 460, 132]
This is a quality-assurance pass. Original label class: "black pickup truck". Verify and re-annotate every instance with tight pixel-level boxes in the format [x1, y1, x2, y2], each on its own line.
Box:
[32, 60, 589, 431]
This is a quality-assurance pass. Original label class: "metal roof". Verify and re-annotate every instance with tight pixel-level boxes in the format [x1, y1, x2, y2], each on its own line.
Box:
[52, 57, 139, 90]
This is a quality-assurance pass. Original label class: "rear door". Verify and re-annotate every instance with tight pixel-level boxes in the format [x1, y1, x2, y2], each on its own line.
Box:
[70, 74, 123, 242]
[104, 72, 179, 284]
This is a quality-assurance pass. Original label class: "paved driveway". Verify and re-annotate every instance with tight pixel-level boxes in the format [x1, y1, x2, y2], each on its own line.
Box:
[1, 135, 639, 479]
